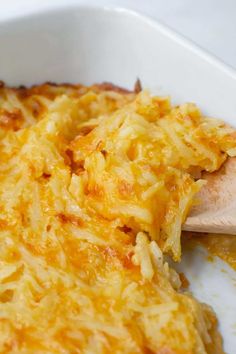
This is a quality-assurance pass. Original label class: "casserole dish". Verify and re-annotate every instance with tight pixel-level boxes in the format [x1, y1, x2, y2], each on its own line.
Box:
[0, 5, 235, 353]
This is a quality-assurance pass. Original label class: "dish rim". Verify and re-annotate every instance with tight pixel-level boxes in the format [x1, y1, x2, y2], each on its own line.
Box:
[0, 3, 236, 83]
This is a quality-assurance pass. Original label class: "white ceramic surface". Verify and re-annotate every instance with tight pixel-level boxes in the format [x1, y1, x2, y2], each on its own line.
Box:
[0, 6, 235, 353]
[1, 0, 236, 70]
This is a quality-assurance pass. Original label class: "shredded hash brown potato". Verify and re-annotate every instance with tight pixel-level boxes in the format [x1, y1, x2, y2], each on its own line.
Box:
[0, 81, 236, 353]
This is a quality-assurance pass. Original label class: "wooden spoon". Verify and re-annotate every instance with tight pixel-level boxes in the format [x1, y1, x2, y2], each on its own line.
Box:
[183, 157, 236, 234]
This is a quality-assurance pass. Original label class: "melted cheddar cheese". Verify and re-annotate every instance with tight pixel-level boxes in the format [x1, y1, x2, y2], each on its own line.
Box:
[0, 82, 235, 353]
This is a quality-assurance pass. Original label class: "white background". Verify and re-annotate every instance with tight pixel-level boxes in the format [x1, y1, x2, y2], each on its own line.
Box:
[1, 0, 236, 70]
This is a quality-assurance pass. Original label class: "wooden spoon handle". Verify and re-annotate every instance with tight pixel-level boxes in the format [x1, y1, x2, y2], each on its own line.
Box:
[183, 215, 236, 234]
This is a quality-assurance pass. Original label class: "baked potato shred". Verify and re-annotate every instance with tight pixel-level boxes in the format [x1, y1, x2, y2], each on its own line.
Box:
[0, 81, 235, 353]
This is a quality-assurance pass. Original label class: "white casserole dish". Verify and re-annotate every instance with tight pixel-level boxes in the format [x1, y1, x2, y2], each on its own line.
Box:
[0, 5, 236, 353]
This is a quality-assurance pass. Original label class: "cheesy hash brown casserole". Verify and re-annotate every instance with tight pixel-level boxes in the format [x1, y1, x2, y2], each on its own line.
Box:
[0, 81, 236, 353]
